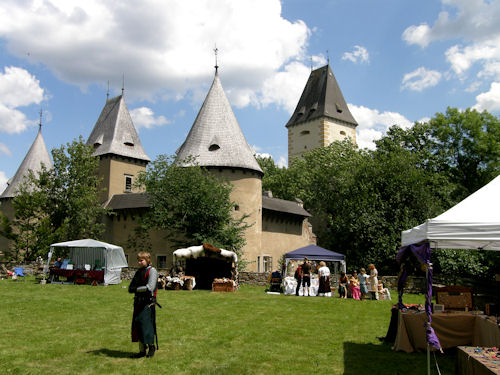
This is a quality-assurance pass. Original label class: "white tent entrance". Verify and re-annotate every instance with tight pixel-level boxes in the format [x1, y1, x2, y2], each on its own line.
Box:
[47, 239, 128, 285]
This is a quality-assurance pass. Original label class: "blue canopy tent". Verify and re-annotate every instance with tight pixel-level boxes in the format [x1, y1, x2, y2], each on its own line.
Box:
[284, 245, 346, 277]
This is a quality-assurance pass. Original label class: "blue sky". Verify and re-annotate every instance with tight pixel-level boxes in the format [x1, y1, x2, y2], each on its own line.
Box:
[1, 0, 500, 193]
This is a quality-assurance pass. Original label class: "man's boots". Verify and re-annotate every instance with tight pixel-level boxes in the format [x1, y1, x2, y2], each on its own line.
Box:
[146, 344, 155, 358]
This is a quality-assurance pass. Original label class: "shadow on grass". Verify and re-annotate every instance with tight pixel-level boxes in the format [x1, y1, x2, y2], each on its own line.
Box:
[343, 341, 456, 375]
[87, 348, 134, 358]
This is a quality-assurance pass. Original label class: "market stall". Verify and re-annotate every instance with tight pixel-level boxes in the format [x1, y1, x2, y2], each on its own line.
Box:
[398, 174, 500, 374]
[46, 239, 128, 285]
[173, 243, 238, 290]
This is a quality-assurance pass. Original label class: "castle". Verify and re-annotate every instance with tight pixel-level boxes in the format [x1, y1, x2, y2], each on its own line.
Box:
[0, 64, 357, 273]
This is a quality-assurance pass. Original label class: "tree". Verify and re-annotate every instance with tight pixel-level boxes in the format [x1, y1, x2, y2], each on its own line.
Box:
[11, 137, 107, 260]
[135, 155, 249, 254]
[376, 107, 500, 201]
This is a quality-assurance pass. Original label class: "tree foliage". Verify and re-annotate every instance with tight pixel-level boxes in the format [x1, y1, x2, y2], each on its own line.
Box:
[10, 137, 107, 260]
[260, 107, 500, 278]
[135, 155, 249, 254]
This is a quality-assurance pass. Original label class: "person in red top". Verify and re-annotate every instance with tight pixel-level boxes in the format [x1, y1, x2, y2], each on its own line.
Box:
[128, 251, 159, 358]
[294, 264, 303, 296]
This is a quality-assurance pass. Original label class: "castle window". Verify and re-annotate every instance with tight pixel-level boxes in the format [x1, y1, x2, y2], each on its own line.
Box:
[209, 144, 220, 151]
[262, 255, 272, 273]
[157, 255, 167, 269]
[340, 131, 346, 136]
[124, 141, 134, 147]
[234, 204, 240, 211]
[125, 175, 133, 192]
[93, 142, 101, 149]
[300, 130, 310, 135]
[336, 103, 343, 113]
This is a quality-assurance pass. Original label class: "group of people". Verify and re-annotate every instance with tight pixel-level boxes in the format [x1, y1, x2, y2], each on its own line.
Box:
[293, 257, 332, 297]
[292, 260, 390, 300]
[338, 264, 390, 300]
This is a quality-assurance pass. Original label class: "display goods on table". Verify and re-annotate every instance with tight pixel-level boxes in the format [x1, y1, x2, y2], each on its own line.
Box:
[456, 346, 500, 375]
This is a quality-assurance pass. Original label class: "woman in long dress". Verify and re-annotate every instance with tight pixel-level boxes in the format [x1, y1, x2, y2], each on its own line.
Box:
[368, 263, 379, 300]
[317, 261, 331, 297]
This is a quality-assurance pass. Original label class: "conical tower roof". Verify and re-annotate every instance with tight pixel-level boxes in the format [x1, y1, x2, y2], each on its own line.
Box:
[86, 95, 150, 162]
[0, 126, 53, 198]
[176, 72, 262, 174]
[286, 64, 358, 128]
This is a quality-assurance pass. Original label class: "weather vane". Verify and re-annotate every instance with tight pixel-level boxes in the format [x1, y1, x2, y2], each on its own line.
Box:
[327, 50, 330, 66]
[107, 80, 110, 102]
[214, 45, 219, 73]
[39, 108, 43, 130]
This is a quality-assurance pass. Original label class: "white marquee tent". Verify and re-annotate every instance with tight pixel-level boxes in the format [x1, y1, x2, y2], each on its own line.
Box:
[48, 239, 129, 284]
[401, 174, 500, 250]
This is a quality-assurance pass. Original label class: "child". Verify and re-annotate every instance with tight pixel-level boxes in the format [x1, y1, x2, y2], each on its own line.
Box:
[129, 252, 159, 358]
[378, 281, 391, 300]
[358, 268, 369, 300]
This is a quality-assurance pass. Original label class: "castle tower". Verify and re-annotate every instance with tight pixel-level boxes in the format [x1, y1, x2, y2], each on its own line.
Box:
[0, 125, 53, 256]
[286, 64, 358, 161]
[176, 69, 264, 269]
[86, 94, 150, 203]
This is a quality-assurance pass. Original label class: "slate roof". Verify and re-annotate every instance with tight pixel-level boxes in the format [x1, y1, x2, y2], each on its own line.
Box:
[175, 71, 263, 174]
[104, 192, 311, 219]
[87, 95, 150, 162]
[262, 196, 311, 217]
[286, 64, 358, 128]
[0, 126, 53, 198]
[104, 193, 149, 210]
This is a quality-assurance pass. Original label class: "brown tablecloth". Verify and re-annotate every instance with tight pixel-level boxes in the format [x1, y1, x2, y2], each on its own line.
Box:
[393, 311, 500, 353]
[456, 346, 500, 375]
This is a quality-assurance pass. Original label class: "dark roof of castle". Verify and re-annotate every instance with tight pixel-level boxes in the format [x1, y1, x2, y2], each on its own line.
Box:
[175, 71, 262, 175]
[105, 192, 311, 218]
[286, 64, 358, 128]
[104, 193, 149, 209]
[262, 196, 311, 217]
[86, 95, 150, 162]
[1, 126, 53, 198]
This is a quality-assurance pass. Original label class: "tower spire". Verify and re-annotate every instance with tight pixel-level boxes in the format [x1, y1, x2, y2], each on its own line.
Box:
[214, 45, 219, 74]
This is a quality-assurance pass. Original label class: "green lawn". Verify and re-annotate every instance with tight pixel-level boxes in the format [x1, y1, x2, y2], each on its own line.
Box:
[0, 278, 455, 375]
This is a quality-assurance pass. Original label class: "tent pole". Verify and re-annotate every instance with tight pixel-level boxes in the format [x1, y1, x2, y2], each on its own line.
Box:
[426, 263, 430, 375]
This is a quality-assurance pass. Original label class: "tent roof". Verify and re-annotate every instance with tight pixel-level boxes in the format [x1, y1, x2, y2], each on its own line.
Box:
[50, 239, 123, 251]
[401, 174, 500, 250]
[285, 244, 345, 261]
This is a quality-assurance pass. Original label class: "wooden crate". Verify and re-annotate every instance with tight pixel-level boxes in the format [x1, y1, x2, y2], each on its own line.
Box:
[435, 286, 473, 310]
[212, 280, 235, 292]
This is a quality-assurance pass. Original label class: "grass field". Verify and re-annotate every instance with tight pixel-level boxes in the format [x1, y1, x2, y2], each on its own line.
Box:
[0, 278, 456, 375]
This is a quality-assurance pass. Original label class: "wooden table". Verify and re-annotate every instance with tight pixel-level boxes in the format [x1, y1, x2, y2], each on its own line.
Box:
[393, 311, 500, 353]
[456, 346, 500, 375]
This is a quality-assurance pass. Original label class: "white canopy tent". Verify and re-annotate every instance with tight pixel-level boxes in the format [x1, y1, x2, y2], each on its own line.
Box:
[48, 239, 129, 284]
[402, 174, 500, 250]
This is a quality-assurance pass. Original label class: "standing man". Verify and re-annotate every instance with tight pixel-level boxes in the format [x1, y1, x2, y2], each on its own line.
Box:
[129, 252, 159, 358]
[294, 263, 303, 296]
[301, 257, 311, 296]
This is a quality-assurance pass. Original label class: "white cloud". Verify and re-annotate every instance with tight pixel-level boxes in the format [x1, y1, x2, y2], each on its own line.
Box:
[342, 45, 370, 64]
[258, 61, 312, 113]
[401, 67, 442, 91]
[0, 142, 11, 156]
[402, 1, 500, 93]
[276, 155, 287, 168]
[130, 107, 169, 130]
[402, 24, 432, 48]
[0, 0, 310, 110]
[0, 66, 44, 133]
[473, 81, 500, 112]
[349, 104, 413, 150]
[0, 171, 7, 194]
